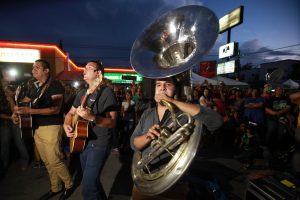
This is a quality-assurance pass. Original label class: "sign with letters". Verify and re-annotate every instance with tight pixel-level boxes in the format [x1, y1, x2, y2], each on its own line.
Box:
[0, 48, 40, 63]
[217, 60, 236, 75]
[219, 42, 238, 59]
[219, 6, 244, 33]
[104, 73, 143, 84]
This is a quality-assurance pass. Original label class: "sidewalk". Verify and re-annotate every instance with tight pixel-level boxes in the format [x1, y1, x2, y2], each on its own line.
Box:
[0, 151, 131, 200]
[0, 147, 272, 200]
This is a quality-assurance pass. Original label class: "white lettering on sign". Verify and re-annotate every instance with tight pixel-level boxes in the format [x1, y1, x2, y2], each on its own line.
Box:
[219, 42, 237, 59]
[217, 60, 236, 75]
[219, 6, 243, 33]
[0, 48, 40, 63]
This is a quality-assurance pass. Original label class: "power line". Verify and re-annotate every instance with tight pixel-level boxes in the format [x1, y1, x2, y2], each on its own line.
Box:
[242, 44, 300, 56]
[63, 43, 300, 56]
[64, 43, 131, 50]
[61, 43, 300, 63]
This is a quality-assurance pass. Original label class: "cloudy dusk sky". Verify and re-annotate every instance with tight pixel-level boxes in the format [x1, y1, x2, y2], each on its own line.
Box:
[1, 0, 299, 67]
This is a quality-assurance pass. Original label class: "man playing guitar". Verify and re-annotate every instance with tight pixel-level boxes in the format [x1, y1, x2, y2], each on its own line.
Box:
[63, 60, 118, 200]
[12, 59, 73, 200]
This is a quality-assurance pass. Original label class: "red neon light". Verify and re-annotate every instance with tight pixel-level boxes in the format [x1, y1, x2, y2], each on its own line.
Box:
[0, 41, 136, 74]
[0, 41, 79, 70]
[105, 68, 135, 73]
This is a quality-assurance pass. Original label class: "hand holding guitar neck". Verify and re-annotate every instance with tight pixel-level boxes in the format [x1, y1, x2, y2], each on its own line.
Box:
[10, 85, 21, 125]
[69, 77, 102, 153]
[13, 84, 32, 129]
[75, 77, 102, 121]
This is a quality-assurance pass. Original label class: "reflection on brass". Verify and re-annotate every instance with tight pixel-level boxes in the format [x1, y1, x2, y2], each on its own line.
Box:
[130, 5, 218, 195]
[156, 41, 196, 68]
[130, 5, 219, 78]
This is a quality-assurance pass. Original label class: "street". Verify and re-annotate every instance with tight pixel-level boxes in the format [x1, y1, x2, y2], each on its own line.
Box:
[0, 144, 255, 200]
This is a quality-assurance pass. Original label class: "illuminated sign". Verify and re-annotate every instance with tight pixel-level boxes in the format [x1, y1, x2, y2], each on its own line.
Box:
[217, 60, 236, 74]
[104, 73, 143, 84]
[0, 41, 78, 69]
[122, 75, 137, 81]
[219, 42, 238, 59]
[219, 6, 244, 33]
[0, 48, 40, 63]
[199, 61, 216, 78]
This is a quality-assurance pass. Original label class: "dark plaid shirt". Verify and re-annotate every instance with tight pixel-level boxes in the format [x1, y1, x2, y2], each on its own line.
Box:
[0, 87, 12, 125]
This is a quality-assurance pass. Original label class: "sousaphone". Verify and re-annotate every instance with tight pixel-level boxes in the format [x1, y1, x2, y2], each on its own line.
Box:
[266, 68, 285, 83]
[130, 5, 219, 195]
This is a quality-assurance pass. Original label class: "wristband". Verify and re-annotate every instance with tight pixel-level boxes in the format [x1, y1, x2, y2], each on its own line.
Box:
[90, 116, 96, 124]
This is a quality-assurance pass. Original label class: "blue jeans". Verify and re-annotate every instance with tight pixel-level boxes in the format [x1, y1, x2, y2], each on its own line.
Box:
[0, 121, 29, 169]
[80, 143, 111, 200]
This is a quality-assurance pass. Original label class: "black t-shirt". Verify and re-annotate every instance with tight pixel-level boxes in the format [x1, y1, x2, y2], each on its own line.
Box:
[265, 95, 291, 121]
[27, 79, 64, 127]
[0, 87, 12, 125]
[73, 86, 118, 146]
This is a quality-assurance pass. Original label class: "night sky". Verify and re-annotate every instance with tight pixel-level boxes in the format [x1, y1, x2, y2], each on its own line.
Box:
[1, 0, 299, 67]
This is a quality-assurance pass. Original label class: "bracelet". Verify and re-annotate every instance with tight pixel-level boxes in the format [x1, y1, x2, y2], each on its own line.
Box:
[89, 118, 94, 122]
[89, 116, 96, 123]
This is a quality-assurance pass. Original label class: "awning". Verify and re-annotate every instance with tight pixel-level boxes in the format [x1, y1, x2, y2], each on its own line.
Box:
[191, 73, 218, 85]
[212, 75, 249, 86]
[282, 79, 299, 89]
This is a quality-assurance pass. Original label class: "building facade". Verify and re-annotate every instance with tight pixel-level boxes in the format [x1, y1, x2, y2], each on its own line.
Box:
[0, 41, 79, 82]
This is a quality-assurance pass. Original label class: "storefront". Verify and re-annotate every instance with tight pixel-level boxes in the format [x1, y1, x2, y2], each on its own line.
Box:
[0, 41, 143, 87]
[0, 41, 80, 82]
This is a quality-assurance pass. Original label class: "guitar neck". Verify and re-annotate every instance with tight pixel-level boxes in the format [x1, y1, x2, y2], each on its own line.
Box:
[81, 91, 90, 108]
[72, 90, 90, 127]
[72, 113, 80, 128]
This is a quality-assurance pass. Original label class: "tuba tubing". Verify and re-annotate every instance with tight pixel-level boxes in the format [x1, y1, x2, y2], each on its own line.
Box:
[130, 5, 219, 196]
[132, 118, 203, 195]
[136, 112, 194, 170]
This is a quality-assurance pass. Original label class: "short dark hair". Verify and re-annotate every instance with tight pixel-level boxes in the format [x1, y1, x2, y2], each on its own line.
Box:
[171, 76, 180, 89]
[155, 77, 179, 87]
[88, 60, 104, 75]
[155, 76, 180, 98]
[35, 59, 50, 70]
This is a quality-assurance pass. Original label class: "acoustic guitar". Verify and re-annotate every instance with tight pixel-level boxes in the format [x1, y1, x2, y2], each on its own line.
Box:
[15, 85, 32, 129]
[14, 80, 51, 140]
[69, 78, 102, 153]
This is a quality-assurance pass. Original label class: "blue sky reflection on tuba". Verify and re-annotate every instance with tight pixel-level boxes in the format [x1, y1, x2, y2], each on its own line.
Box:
[131, 5, 219, 78]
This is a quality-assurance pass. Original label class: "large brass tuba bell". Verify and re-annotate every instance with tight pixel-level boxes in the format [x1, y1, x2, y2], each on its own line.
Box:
[130, 5, 219, 195]
[130, 5, 219, 78]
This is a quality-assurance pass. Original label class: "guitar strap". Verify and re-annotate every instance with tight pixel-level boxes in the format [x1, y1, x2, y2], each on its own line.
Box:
[31, 77, 52, 108]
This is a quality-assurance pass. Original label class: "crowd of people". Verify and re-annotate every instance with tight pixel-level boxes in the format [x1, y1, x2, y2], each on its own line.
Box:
[0, 59, 299, 199]
[190, 81, 298, 171]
